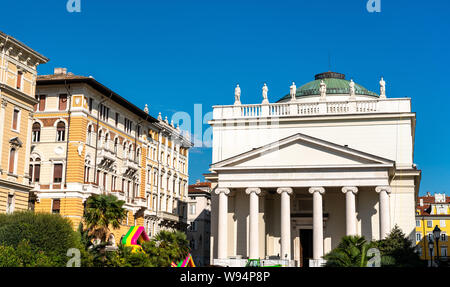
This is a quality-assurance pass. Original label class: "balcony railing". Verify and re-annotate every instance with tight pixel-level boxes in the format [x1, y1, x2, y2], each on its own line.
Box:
[212, 98, 411, 120]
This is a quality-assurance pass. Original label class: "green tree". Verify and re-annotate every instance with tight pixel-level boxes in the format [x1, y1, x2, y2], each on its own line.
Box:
[323, 235, 374, 267]
[83, 194, 127, 243]
[374, 225, 424, 267]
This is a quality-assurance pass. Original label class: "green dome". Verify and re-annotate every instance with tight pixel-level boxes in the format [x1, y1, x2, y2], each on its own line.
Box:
[277, 72, 378, 102]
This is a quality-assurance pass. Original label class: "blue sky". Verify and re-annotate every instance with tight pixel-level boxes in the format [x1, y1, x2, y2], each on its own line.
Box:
[2, 0, 449, 195]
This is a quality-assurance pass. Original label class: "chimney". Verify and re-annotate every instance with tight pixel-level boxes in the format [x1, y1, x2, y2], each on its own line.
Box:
[196, 179, 200, 184]
[54, 67, 67, 75]
[419, 198, 423, 207]
[426, 191, 431, 197]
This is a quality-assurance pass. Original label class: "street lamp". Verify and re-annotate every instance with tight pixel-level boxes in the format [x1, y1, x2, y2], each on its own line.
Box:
[428, 241, 434, 267]
[433, 225, 441, 266]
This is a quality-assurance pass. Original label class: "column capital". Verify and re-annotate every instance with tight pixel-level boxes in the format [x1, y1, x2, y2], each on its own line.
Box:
[245, 187, 261, 195]
[342, 186, 358, 195]
[214, 187, 230, 195]
[375, 186, 391, 194]
[309, 187, 325, 195]
[277, 187, 293, 195]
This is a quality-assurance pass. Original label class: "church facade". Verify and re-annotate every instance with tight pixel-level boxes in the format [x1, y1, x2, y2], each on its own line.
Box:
[206, 72, 421, 267]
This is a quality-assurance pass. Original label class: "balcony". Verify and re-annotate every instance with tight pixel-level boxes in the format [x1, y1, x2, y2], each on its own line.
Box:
[212, 98, 411, 120]
[158, 210, 180, 223]
[135, 196, 147, 208]
[97, 147, 116, 169]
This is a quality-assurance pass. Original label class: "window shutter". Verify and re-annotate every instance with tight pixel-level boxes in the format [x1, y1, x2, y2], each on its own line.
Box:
[59, 94, 67, 110]
[29, 164, 33, 182]
[12, 109, 19, 130]
[16, 71, 22, 89]
[34, 164, 40, 182]
[52, 199, 60, 210]
[39, 95, 46, 111]
[53, 164, 63, 182]
[9, 149, 15, 173]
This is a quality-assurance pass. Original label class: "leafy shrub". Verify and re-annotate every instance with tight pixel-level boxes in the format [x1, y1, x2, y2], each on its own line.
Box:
[0, 211, 83, 266]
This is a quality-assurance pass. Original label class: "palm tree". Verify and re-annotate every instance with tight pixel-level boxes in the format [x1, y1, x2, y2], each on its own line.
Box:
[83, 194, 127, 244]
[323, 235, 374, 267]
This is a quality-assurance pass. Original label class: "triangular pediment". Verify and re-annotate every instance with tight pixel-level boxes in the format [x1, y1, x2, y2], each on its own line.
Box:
[212, 133, 394, 169]
[9, 137, 23, 147]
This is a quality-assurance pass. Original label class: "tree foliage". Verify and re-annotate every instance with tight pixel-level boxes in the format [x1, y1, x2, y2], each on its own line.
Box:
[83, 194, 127, 243]
[0, 211, 83, 266]
[323, 235, 375, 267]
[374, 225, 424, 267]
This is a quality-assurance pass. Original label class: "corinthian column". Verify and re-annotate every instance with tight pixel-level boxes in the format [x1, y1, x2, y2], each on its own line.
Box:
[342, 186, 358, 236]
[246, 187, 261, 259]
[376, 186, 391, 239]
[309, 187, 325, 260]
[277, 187, 292, 260]
[215, 188, 230, 259]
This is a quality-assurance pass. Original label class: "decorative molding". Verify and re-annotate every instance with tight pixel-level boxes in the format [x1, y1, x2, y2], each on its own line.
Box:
[341, 186, 358, 195]
[276, 187, 293, 195]
[245, 187, 261, 195]
[308, 186, 325, 195]
[214, 187, 230, 195]
[375, 186, 391, 194]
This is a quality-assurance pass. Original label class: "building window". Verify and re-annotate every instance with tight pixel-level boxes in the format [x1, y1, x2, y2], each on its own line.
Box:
[427, 220, 433, 228]
[416, 232, 422, 242]
[115, 112, 119, 127]
[6, 194, 14, 214]
[440, 220, 446, 227]
[56, 121, 66, 141]
[29, 158, 41, 183]
[52, 199, 60, 214]
[58, 94, 68, 110]
[87, 125, 92, 145]
[137, 125, 141, 137]
[103, 172, 107, 190]
[32, 122, 41, 142]
[38, 95, 46, 111]
[8, 148, 16, 174]
[416, 220, 421, 227]
[124, 118, 132, 133]
[84, 162, 90, 183]
[16, 71, 23, 90]
[441, 247, 448, 257]
[88, 98, 93, 113]
[53, 163, 63, 183]
[114, 138, 118, 154]
[189, 203, 196, 215]
[441, 233, 447, 242]
[12, 108, 20, 131]
[99, 104, 109, 121]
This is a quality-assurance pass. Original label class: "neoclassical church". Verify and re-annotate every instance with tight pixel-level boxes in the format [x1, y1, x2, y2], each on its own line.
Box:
[206, 72, 421, 267]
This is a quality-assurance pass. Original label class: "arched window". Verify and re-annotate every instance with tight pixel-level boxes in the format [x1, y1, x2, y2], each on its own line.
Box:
[29, 157, 41, 183]
[104, 133, 110, 149]
[87, 125, 92, 145]
[56, 121, 65, 142]
[32, 122, 41, 142]
[9, 148, 16, 174]
[98, 130, 102, 147]
[123, 142, 127, 158]
[128, 144, 133, 160]
[136, 148, 141, 164]
[114, 138, 118, 154]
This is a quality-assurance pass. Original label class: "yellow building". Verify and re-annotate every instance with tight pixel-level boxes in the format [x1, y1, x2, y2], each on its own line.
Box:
[415, 192, 449, 261]
[32, 68, 191, 244]
[0, 31, 48, 214]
